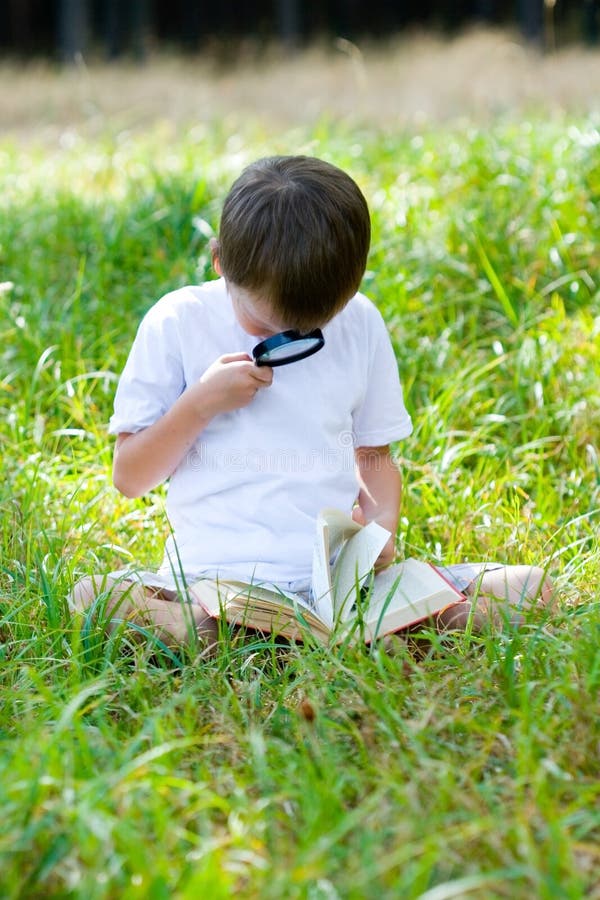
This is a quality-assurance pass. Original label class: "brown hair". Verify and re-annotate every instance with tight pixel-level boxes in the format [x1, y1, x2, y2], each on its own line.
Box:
[216, 156, 371, 332]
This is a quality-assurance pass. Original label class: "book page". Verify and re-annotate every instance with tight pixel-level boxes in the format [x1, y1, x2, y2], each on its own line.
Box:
[318, 507, 363, 548]
[332, 520, 391, 621]
[192, 579, 329, 635]
[311, 508, 366, 626]
[193, 578, 316, 614]
[361, 560, 463, 639]
[311, 513, 334, 626]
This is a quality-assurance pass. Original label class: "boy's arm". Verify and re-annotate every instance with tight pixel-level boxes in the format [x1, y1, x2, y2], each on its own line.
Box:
[353, 445, 402, 570]
[113, 353, 273, 498]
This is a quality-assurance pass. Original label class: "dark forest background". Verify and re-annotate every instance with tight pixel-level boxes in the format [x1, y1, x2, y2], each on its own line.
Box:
[1, 1, 599, 60]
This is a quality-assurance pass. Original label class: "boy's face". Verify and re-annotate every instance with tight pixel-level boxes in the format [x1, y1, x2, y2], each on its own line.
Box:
[211, 239, 289, 338]
[229, 285, 288, 338]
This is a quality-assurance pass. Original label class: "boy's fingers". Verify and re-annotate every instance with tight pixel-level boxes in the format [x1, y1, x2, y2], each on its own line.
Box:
[218, 353, 272, 380]
[253, 366, 273, 385]
[351, 505, 366, 526]
[220, 352, 253, 363]
[213, 352, 273, 390]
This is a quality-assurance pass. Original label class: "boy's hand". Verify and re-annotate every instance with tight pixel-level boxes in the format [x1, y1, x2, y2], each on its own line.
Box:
[112, 354, 272, 499]
[195, 352, 273, 416]
[353, 445, 402, 572]
[373, 538, 396, 571]
[351, 504, 367, 527]
[352, 503, 395, 571]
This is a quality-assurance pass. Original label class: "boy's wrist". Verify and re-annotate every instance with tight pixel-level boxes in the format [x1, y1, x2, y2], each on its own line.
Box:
[180, 383, 218, 429]
[358, 504, 399, 536]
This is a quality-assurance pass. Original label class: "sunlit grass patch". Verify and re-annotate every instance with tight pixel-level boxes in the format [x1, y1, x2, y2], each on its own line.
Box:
[0, 114, 598, 896]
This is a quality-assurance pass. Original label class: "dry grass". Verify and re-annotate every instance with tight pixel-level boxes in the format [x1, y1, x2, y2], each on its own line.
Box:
[2, 28, 600, 141]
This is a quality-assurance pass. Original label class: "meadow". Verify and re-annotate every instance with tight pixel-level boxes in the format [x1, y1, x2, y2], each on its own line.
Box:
[0, 33, 599, 898]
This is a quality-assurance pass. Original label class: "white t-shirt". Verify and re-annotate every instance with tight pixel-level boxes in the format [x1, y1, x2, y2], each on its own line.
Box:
[109, 278, 413, 585]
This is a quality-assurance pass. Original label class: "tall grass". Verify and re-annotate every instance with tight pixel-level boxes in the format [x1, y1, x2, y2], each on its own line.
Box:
[0, 114, 598, 897]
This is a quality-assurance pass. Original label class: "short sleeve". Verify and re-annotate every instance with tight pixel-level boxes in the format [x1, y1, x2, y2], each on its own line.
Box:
[351, 304, 413, 446]
[108, 297, 185, 435]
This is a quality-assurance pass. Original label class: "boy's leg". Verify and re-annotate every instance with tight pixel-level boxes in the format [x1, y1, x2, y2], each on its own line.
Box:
[70, 575, 219, 651]
[435, 565, 554, 632]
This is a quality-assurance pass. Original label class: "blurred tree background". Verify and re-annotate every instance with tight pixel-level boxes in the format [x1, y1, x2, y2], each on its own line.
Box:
[0, 0, 598, 61]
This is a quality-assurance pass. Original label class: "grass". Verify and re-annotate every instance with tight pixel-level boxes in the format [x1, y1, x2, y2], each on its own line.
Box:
[0, 68, 599, 896]
[4, 30, 600, 139]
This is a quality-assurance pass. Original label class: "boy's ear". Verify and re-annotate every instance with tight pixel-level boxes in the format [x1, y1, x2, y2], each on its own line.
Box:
[209, 237, 222, 275]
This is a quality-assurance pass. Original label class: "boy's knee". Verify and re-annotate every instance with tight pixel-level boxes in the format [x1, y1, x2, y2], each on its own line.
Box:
[511, 565, 554, 606]
[442, 564, 556, 633]
[474, 565, 552, 606]
[530, 567, 554, 605]
[68, 575, 119, 613]
[69, 575, 96, 613]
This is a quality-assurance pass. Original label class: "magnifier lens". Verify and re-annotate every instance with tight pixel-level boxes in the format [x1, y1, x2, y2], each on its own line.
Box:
[252, 329, 325, 367]
[260, 337, 321, 363]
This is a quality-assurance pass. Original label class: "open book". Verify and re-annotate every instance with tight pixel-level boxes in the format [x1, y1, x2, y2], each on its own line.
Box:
[192, 509, 464, 644]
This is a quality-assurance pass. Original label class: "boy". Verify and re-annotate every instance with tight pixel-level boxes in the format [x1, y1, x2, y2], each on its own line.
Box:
[71, 156, 552, 648]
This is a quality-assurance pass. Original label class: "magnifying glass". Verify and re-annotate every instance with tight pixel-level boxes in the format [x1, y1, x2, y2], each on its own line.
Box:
[252, 329, 325, 367]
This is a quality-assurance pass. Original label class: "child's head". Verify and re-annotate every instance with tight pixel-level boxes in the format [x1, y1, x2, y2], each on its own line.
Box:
[213, 156, 371, 333]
